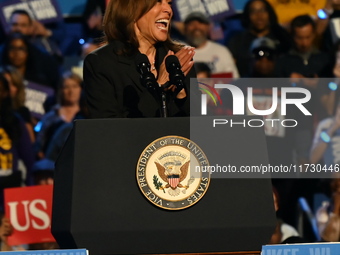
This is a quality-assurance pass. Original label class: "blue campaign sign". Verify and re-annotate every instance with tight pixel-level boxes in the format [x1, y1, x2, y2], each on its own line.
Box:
[262, 242, 340, 255]
[173, 0, 236, 22]
[0, 249, 88, 255]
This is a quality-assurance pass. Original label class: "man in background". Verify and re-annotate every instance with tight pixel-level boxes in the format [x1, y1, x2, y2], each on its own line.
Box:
[9, 10, 62, 63]
[184, 12, 239, 78]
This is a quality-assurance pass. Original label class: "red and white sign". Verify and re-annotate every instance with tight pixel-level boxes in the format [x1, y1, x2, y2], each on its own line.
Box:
[4, 185, 55, 246]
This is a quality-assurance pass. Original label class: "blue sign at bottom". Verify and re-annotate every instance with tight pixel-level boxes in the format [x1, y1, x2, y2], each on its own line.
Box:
[0, 249, 88, 255]
[262, 243, 340, 255]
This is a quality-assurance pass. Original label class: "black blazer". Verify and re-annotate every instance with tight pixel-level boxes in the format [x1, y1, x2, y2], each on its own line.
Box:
[83, 40, 198, 118]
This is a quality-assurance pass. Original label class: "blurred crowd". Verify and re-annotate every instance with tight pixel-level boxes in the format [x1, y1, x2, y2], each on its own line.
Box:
[1, 0, 340, 251]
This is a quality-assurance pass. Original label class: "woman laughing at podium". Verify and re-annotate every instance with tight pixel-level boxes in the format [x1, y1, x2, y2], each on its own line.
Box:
[83, 0, 198, 118]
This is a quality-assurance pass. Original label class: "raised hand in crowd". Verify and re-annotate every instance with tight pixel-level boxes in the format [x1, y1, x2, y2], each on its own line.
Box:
[0, 216, 13, 251]
[31, 20, 52, 37]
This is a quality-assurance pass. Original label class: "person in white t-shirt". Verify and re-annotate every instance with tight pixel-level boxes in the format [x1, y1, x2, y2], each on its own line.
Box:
[183, 12, 239, 78]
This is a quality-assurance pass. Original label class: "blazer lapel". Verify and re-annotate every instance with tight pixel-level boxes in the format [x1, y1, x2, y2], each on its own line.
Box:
[117, 54, 146, 92]
[110, 41, 145, 92]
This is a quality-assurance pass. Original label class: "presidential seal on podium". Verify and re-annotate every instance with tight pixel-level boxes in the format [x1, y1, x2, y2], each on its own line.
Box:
[137, 136, 210, 210]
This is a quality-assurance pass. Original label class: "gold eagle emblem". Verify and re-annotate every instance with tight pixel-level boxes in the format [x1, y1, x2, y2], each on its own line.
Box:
[154, 160, 194, 196]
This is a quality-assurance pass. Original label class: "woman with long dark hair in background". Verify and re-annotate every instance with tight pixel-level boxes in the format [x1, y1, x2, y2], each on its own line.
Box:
[1, 65, 35, 142]
[0, 72, 34, 212]
[1, 33, 60, 91]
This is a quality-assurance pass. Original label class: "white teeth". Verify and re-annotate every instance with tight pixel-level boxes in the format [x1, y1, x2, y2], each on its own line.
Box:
[156, 19, 169, 24]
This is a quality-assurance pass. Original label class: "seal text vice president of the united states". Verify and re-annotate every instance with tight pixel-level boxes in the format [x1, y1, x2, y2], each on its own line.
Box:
[83, 0, 198, 118]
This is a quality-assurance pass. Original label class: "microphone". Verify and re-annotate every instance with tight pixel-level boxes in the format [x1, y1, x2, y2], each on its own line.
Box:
[135, 53, 159, 92]
[165, 55, 185, 94]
